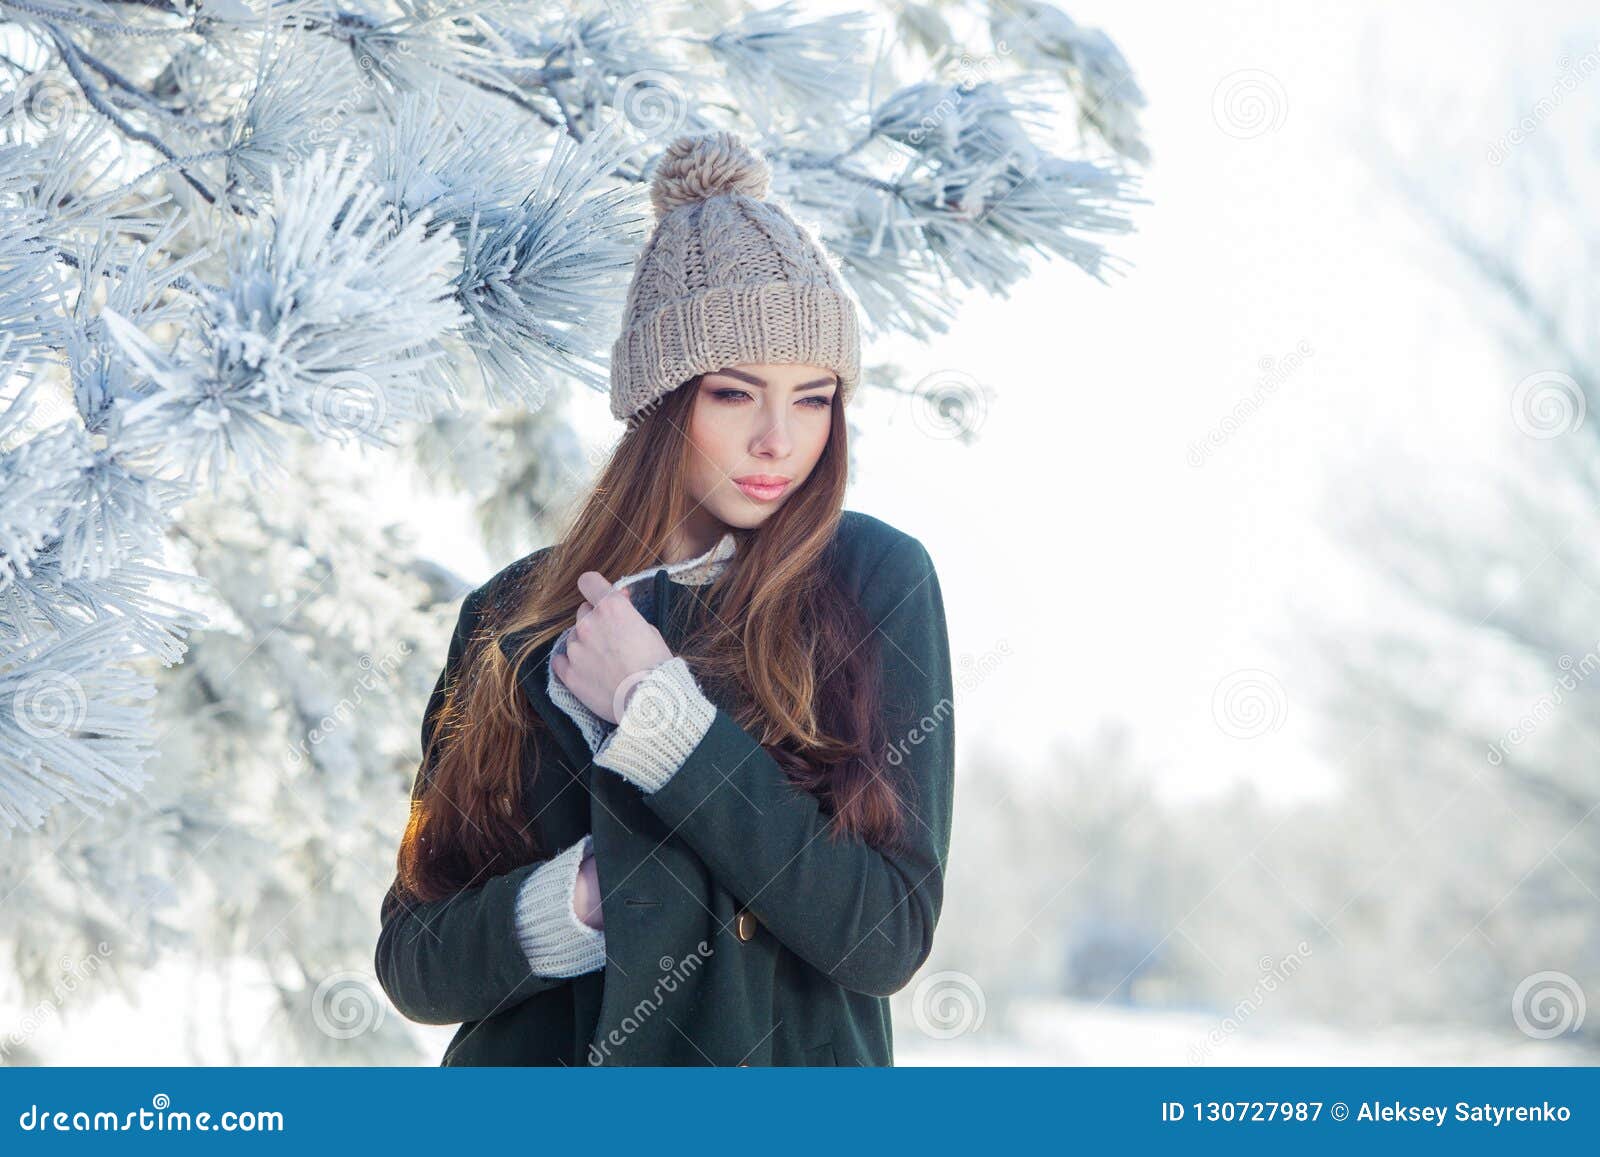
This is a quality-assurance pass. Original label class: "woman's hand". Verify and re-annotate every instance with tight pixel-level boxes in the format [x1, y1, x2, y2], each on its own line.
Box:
[550, 571, 673, 724]
[573, 844, 603, 931]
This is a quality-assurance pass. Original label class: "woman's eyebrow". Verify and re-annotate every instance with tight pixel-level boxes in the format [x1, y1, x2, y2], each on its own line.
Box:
[711, 368, 838, 390]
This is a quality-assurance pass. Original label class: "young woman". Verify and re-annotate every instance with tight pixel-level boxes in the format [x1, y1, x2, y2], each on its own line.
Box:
[375, 131, 955, 1066]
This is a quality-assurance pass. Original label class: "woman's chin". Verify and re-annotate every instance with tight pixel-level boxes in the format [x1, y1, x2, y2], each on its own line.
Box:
[705, 497, 778, 529]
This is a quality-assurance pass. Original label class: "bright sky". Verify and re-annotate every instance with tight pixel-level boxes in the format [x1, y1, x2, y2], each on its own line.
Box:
[400, 0, 1598, 805]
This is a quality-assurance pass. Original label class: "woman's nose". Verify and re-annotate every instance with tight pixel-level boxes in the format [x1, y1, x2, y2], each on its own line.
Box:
[751, 411, 792, 455]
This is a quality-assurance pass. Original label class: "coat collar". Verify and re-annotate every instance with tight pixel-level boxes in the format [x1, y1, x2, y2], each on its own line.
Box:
[494, 531, 738, 769]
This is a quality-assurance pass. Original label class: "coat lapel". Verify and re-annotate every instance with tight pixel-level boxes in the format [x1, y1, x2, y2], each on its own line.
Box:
[496, 626, 595, 773]
[496, 563, 734, 1064]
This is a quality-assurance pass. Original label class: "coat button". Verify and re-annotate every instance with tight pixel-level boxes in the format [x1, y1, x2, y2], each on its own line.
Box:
[734, 908, 758, 941]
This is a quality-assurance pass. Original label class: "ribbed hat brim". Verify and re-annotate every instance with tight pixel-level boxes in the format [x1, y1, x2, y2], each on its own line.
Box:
[610, 282, 861, 421]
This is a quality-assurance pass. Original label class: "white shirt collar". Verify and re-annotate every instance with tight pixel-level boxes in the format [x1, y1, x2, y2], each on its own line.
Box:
[610, 529, 737, 591]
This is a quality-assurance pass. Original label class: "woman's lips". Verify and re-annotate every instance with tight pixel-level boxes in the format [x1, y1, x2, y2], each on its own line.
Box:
[734, 477, 791, 502]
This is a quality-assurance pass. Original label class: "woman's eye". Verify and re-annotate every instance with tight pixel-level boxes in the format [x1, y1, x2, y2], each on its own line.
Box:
[708, 388, 833, 407]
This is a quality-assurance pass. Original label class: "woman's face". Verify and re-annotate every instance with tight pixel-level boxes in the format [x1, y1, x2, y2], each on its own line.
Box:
[679, 362, 838, 544]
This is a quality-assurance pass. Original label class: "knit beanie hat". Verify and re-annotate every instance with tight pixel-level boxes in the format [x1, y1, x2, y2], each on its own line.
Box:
[608, 130, 861, 422]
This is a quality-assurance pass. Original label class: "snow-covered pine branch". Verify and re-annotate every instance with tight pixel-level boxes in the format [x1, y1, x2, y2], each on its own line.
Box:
[1, 0, 1148, 1063]
[1, 1, 1147, 835]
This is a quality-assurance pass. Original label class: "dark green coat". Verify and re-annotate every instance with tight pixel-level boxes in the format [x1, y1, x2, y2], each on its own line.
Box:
[375, 510, 955, 1065]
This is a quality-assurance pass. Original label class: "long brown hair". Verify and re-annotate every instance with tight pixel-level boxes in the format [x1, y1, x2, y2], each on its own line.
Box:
[396, 375, 911, 903]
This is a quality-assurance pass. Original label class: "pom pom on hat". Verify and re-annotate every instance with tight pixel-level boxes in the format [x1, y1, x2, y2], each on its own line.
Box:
[650, 130, 772, 216]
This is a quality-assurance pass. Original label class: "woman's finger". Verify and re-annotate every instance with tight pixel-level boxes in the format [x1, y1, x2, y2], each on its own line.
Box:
[576, 571, 617, 608]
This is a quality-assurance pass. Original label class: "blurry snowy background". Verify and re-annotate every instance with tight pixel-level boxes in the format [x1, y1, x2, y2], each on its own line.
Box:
[3, 0, 1598, 1066]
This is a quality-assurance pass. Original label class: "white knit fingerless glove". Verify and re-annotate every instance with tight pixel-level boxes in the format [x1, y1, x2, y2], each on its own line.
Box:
[512, 834, 606, 977]
[593, 657, 718, 793]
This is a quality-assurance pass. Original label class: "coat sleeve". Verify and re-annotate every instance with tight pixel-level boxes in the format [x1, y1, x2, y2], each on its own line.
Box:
[374, 584, 573, 1026]
[637, 534, 955, 997]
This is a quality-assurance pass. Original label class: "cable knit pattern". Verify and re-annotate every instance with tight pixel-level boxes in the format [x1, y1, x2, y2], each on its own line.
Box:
[512, 834, 606, 977]
[610, 130, 860, 421]
[509, 531, 738, 971]
[594, 657, 720, 793]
